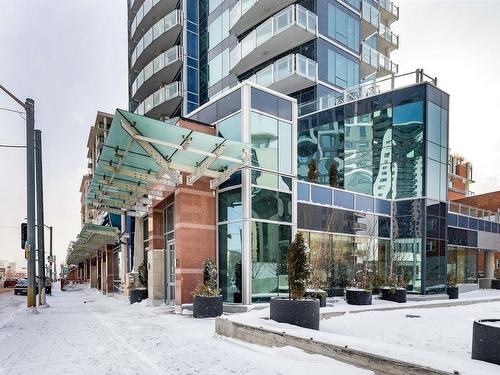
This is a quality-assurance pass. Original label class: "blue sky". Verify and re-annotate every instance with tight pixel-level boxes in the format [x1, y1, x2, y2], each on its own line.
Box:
[0, 0, 499, 268]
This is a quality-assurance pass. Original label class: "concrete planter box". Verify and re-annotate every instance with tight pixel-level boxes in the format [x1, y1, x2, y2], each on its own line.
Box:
[479, 278, 492, 289]
[381, 288, 407, 303]
[346, 289, 372, 305]
[447, 286, 459, 299]
[472, 319, 500, 365]
[491, 279, 500, 290]
[193, 295, 223, 318]
[129, 288, 148, 304]
[270, 298, 320, 330]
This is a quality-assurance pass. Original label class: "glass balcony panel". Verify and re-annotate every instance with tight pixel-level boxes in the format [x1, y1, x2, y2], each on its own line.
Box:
[296, 5, 307, 29]
[165, 11, 176, 29]
[274, 56, 292, 81]
[145, 96, 154, 113]
[307, 10, 316, 32]
[144, 63, 154, 81]
[153, 53, 164, 73]
[256, 19, 273, 46]
[275, 7, 293, 33]
[153, 87, 164, 106]
[242, 0, 254, 14]
[241, 33, 255, 58]
[297, 55, 307, 77]
[255, 66, 273, 87]
[307, 59, 316, 79]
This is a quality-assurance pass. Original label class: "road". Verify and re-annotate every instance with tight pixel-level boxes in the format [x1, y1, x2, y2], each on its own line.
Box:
[0, 284, 369, 375]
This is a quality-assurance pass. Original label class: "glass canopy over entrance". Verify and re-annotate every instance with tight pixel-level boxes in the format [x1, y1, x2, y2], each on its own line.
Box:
[86, 109, 250, 216]
[66, 224, 120, 265]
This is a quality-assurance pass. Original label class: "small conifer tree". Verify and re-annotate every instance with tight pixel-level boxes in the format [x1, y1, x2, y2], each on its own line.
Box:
[138, 259, 148, 288]
[288, 232, 311, 300]
[307, 159, 318, 183]
[329, 162, 338, 188]
[192, 257, 220, 297]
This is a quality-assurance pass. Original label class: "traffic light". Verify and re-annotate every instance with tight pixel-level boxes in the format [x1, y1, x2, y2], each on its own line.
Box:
[21, 222, 27, 249]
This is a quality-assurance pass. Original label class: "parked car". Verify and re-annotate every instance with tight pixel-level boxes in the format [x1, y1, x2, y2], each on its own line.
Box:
[3, 278, 18, 288]
[14, 279, 38, 295]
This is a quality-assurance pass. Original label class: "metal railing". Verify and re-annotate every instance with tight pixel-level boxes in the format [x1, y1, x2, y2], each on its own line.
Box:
[134, 81, 182, 116]
[449, 202, 500, 223]
[378, 0, 399, 19]
[298, 69, 438, 117]
[379, 24, 399, 47]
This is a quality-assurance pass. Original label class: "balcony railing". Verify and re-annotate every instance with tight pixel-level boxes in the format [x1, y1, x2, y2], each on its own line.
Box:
[378, 24, 399, 48]
[130, 9, 182, 68]
[378, 0, 399, 20]
[130, 0, 161, 36]
[298, 69, 438, 116]
[229, 0, 256, 30]
[362, 43, 398, 74]
[362, 0, 379, 28]
[131, 46, 182, 97]
[247, 54, 317, 92]
[449, 202, 499, 223]
[134, 81, 182, 116]
[229, 4, 317, 72]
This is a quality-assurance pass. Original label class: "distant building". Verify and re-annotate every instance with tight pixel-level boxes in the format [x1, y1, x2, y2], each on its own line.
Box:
[448, 152, 474, 200]
[0, 261, 17, 277]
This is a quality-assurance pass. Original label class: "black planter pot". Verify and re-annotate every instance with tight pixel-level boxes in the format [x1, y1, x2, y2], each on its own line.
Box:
[491, 279, 500, 290]
[472, 319, 500, 365]
[346, 289, 372, 305]
[193, 295, 223, 318]
[447, 286, 459, 299]
[129, 288, 148, 304]
[330, 287, 345, 297]
[304, 291, 327, 307]
[233, 292, 242, 303]
[372, 287, 380, 296]
[381, 288, 407, 303]
[45, 285, 52, 295]
[270, 298, 320, 330]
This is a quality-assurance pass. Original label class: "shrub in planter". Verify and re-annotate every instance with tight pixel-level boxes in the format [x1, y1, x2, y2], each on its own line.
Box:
[329, 286, 345, 297]
[346, 276, 372, 305]
[305, 289, 327, 307]
[192, 258, 223, 318]
[233, 261, 242, 303]
[381, 275, 407, 303]
[270, 232, 320, 330]
[447, 272, 459, 300]
[129, 260, 148, 304]
[491, 279, 500, 290]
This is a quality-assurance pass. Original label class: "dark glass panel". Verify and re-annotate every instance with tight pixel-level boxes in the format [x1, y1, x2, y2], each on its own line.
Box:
[218, 222, 243, 302]
[218, 188, 242, 222]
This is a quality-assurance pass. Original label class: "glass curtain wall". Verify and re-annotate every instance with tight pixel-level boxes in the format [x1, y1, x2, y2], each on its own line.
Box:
[250, 88, 293, 302]
[425, 200, 447, 293]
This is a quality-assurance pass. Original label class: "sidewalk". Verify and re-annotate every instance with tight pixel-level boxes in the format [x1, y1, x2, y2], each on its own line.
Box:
[0, 284, 371, 375]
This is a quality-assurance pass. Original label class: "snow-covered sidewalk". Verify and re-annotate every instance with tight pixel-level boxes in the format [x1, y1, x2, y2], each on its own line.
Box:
[0, 285, 371, 375]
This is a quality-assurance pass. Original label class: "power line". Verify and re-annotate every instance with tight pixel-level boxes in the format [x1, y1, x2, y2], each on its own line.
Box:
[0, 106, 25, 115]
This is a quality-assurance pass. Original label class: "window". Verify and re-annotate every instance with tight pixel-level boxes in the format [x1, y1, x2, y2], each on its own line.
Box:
[209, 48, 229, 86]
[334, 190, 354, 209]
[251, 112, 278, 171]
[319, 1, 360, 52]
[209, 9, 229, 49]
[311, 185, 332, 205]
[218, 188, 242, 222]
[298, 182, 310, 201]
[318, 40, 359, 89]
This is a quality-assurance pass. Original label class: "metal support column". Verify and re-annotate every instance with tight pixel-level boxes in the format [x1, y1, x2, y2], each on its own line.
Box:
[26, 99, 37, 307]
[35, 130, 46, 305]
[49, 226, 53, 282]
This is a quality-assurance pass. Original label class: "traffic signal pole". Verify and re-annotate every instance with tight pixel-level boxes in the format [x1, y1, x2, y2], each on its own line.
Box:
[35, 130, 46, 305]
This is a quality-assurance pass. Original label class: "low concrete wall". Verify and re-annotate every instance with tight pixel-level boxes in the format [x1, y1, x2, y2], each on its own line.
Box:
[216, 318, 452, 375]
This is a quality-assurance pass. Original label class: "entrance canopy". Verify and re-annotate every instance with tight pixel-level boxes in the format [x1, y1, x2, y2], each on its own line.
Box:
[66, 224, 119, 265]
[86, 109, 250, 215]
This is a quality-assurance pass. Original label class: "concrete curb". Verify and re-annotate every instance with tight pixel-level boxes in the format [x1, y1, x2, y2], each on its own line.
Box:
[215, 317, 453, 375]
[321, 297, 500, 320]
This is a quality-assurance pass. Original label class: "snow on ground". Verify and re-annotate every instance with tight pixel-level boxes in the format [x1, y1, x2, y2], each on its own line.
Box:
[0, 285, 371, 375]
[225, 290, 500, 375]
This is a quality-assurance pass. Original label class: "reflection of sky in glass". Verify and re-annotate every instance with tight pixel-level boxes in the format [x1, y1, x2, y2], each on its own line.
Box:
[393, 101, 423, 125]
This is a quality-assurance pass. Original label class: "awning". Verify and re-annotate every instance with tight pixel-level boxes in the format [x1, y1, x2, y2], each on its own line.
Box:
[66, 224, 119, 265]
[86, 109, 250, 216]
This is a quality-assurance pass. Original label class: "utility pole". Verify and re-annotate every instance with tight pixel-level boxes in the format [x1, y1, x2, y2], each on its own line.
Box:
[35, 130, 46, 305]
[0, 84, 36, 307]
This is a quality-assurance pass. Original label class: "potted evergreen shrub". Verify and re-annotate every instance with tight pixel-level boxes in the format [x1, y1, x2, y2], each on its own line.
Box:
[233, 261, 242, 303]
[270, 232, 320, 330]
[346, 275, 373, 305]
[381, 274, 408, 303]
[129, 259, 149, 304]
[192, 258, 223, 318]
[447, 271, 459, 299]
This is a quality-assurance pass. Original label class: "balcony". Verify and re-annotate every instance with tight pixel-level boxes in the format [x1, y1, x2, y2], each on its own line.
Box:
[378, 0, 399, 25]
[230, 4, 317, 76]
[130, 9, 183, 75]
[229, 0, 295, 37]
[361, 43, 398, 79]
[131, 46, 183, 103]
[361, 0, 379, 39]
[130, 0, 178, 42]
[134, 81, 182, 119]
[377, 24, 398, 52]
[247, 54, 317, 95]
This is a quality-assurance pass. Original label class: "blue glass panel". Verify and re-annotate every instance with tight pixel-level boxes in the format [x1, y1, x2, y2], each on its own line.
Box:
[492, 222, 498, 234]
[458, 215, 468, 228]
[297, 182, 310, 201]
[187, 31, 199, 59]
[187, 66, 199, 93]
[334, 190, 354, 209]
[447, 213, 458, 227]
[478, 219, 484, 231]
[355, 194, 373, 212]
[468, 218, 478, 230]
[311, 185, 332, 205]
[484, 220, 492, 232]
[375, 199, 391, 215]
